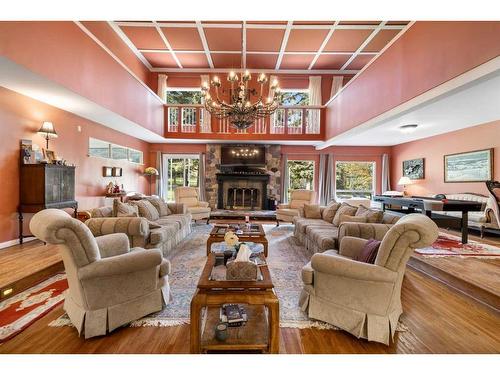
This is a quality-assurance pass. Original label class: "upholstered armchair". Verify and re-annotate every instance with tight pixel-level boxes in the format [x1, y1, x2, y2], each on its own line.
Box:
[300, 213, 438, 345]
[276, 189, 317, 226]
[174, 186, 211, 223]
[29, 209, 171, 339]
[483, 181, 500, 236]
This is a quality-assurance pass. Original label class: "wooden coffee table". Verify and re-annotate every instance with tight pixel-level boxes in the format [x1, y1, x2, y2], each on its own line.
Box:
[206, 223, 269, 257]
[190, 253, 280, 354]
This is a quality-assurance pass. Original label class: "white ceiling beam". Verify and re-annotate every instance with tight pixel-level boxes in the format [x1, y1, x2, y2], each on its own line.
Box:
[107, 21, 153, 71]
[275, 21, 293, 70]
[139, 49, 242, 54]
[196, 21, 214, 69]
[308, 21, 339, 70]
[242, 21, 247, 69]
[150, 67, 360, 74]
[153, 21, 182, 68]
[138, 49, 379, 56]
[340, 21, 387, 71]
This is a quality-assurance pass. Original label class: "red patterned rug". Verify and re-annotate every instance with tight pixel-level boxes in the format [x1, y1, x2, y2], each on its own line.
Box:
[415, 233, 500, 258]
[0, 274, 68, 343]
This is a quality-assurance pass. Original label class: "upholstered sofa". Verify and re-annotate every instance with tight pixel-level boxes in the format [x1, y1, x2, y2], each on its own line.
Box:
[174, 186, 211, 223]
[276, 189, 317, 225]
[30, 209, 171, 339]
[85, 197, 192, 257]
[300, 214, 439, 345]
[294, 203, 401, 253]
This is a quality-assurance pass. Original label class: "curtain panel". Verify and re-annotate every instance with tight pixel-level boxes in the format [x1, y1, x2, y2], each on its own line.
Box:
[307, 76, 322, 134]
[198, 152, 206, 201]
[157, 74, 168, 103]
[281, 154, 289, 204]
[318, 153, 335, 205]
[381, 153, 391, 193]
[200, 75, 211, 133]
[330, 76, 344, 98]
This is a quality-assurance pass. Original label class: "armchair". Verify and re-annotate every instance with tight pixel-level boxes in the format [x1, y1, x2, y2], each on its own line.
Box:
[29, 209, 171, 339]
[174, 186, 211, 223]
[483, 181, 500, 236]
[300, 213, 438, 345]
[276, 189, 317, 226]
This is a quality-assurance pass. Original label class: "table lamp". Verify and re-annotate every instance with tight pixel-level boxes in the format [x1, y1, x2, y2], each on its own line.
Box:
[397, 176, 413, 196]
[144, 167, 159, 196]
[37, 121, 58, 149]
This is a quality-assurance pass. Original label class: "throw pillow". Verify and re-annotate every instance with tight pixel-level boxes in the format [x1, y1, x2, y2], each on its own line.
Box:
[355, 204, 383, 223]
[332, 203, 358, 226]
[130, 200, 160, 221]
[303, 204, 322, 219]
[145, 196, 171, 216]
[354, 239, 381, 264]
[338, 214, 367, 225]
[322, 202, 341, 222]
[113, 199, 139, 217]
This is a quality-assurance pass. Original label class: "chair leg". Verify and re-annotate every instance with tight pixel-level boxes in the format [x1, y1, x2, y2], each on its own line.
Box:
[206, 217, 210, 225]
[480, 226, 485, 238]
[276, 219, 280, 227]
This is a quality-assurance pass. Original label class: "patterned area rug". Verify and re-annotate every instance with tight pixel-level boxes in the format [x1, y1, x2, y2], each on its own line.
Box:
[415, 233, 500, 258]
[0, 274, 67, 342]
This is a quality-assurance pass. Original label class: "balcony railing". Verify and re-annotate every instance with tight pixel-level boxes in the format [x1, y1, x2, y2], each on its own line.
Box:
[165, 104, 324, 139]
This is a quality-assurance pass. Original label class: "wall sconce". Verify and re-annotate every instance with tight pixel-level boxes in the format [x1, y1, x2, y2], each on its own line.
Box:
[37, 121, 58, 149]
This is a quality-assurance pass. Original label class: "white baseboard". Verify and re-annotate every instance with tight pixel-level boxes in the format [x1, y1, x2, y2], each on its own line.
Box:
[0, 237, 37, 250]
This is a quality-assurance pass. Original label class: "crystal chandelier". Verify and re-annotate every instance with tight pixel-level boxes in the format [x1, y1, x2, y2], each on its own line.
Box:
[201, 70, 281, 130]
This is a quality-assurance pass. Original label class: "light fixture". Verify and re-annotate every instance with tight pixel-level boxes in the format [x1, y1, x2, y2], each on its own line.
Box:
[397, 176, 414, 196]
[202, 71, 280, 130]
[399, 124, 418, 134]
[37, 121, 58, 149]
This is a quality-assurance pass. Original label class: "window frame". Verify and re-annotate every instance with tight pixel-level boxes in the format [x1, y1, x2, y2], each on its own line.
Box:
[286, 159, 316, 200]
[165, 87, 203, 105]
[162, 153, 201, 202]
[334, 160, 376, 200]
[88, 137, 144, 165]
[280, 88, 310, 107]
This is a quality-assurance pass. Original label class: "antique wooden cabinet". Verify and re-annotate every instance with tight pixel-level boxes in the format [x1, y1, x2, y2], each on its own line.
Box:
[18, 164, 78, 243]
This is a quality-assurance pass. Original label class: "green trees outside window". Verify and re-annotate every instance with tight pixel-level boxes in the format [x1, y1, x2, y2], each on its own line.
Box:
[335, 161, 375, 199]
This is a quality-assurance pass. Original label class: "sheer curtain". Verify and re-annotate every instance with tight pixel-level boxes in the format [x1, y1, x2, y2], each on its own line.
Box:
[281, 154, 289, 204]
[200, 75, 211, 133]
[157, 74, 168, 102]
[198, 152, 206, 201]
[307, 76, 322, 133]
[318, 154, 335, 205]
[156, 151, 164, 199]
[330, 76, 343, 98]
[269, 75, 279, 132]
[381, 153, 391, 193]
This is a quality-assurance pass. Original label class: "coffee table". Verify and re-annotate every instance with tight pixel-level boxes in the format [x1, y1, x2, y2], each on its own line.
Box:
[190, 253, 280, 354]
[206, 223, 269, 257]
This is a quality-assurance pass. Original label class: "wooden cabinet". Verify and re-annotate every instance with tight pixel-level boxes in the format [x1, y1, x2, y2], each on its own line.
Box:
[18, 164, 78, 243]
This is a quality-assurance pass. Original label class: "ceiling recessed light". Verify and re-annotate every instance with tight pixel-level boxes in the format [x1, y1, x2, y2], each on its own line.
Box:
[399, 124, 418, 133]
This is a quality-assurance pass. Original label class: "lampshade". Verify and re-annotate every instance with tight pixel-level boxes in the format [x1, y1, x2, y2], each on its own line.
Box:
[144, 167, 159, 176]
[38, 122, 58, 138]
[397, 176, 413, 185]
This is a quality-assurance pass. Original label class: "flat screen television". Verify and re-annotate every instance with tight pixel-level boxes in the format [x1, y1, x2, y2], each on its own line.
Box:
[221, 145, 266, 166]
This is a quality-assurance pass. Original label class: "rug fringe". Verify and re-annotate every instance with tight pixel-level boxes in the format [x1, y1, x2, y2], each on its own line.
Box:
[129, 318, 189, 327]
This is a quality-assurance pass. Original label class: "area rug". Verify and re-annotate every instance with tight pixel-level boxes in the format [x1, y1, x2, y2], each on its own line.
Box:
[414, 233, 500, 258]
[49, 224, 407, 333]
[0, 273, 67, 343]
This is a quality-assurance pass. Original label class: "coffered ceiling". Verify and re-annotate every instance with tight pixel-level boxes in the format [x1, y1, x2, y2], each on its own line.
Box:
[108, 20, 409, 73]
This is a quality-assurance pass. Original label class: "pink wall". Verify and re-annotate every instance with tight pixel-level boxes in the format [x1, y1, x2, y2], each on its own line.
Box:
[326, 22, 500, 139]
[0, 21, 164, 136]
[391, 121, 500, 197]
[0, 87, 150, 244]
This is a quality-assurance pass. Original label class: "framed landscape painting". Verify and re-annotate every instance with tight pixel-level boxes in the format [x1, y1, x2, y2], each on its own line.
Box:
[444, 148, 493, 183]
[403, 158, 425, 179]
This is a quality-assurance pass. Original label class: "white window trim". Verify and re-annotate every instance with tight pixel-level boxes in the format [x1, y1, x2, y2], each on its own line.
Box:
[88, 137, 144, 165]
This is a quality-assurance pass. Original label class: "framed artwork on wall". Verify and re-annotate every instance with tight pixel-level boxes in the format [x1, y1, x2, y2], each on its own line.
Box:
[444, 148, 493, 183]
[112, 167, 123, 177]
[103, 166, 113, 177]
[402, 158, 425, 179]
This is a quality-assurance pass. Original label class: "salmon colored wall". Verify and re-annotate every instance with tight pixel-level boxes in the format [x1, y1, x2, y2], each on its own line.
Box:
[0, 87, 150, 244]
[0, 21, 164, 136]
[391, 121, 500, 197]
[326, 21, 500, 139]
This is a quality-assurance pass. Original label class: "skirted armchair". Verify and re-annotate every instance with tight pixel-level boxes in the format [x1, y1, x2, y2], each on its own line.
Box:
[29, 209, 171, 339]
[300, 213, 439, 345]
[174, 186, 211, 223]
[276, 189, 317, 226]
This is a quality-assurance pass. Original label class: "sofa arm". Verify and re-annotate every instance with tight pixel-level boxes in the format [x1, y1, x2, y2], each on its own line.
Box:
[338, 222, 392, 246]
[95, 233, 130, 258]
[198, 201, 210, 208]
[85, 217, 150, 238]
[78, 249, 163, 280]
[339, 236, 369, 259]
[277, 204, 290, 209]
[168, 202, 187, 214]
[311, 253, 397, 283]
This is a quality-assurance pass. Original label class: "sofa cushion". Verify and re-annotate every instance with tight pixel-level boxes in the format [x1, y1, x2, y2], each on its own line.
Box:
[332, 203, 358, 226]
[339, 214, 367, 225]
[277, 208, 301, 218]
[304, 204, 322, 219]
[290, 200, 310, 209]
[90, 206, 113, 218]
[157, 214, 191, 229]
[149, 224, 177, 245]
[354, 239, 381, 264]
[306, 226, 339, 251]
[145, 196, 171, 216]
[295, 218, 334, 235]
[322, 202, 341, 223]
[130, 200, 160, 221]
[382, 212, 401, 224]
[113, 199, 139, 218]
[355, 205, 383, 223]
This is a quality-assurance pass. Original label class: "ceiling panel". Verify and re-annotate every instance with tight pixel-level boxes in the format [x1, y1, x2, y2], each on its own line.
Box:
[280, 54, 315, 69]
[161, 27, 204, 50]
[204, 27, 242, 51]
[142, 52, 178, 68]
[246, 54, 279, 69]
[363, 29, 401, 52]
[211, 53, 242, 69]
[312, 54, 352, 70]
[345, 54, 373, 70]
[176, 53, 209, 68]
[246, 29, 284, 52]
[324, 29, 372, 52]
[285, 29, 330, 52]
[121, 26, 165, 49]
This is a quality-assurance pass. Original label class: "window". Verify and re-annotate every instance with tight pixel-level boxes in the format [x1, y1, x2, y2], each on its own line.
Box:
[335, 161, 375, 199]
[88, 138, 143, 164]
[163, 154, 200, 201]
[280, 90, 309, 106]
[287, 160, 315, 200]
[166, 88, 202, 105]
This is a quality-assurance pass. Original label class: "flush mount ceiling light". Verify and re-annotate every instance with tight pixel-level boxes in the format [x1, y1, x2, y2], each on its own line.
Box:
[399, 124, 418, 133]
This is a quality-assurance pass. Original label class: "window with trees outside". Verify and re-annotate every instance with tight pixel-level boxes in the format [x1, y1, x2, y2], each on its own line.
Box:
[166, 89, 203, 132]
[335, 161, 375, 199]
[163, 154, 200, 202]
[287, 160, 315, 200]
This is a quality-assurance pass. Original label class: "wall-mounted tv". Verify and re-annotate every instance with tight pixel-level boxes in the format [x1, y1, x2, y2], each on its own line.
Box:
[221, 145, 266, 166]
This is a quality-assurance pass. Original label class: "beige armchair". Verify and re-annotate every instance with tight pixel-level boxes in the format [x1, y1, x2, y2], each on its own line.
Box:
[29, 209, 171, 339]
[276, 189, 317, 226]
[300, 213, 438, 345]
[174, 186, 211, 223]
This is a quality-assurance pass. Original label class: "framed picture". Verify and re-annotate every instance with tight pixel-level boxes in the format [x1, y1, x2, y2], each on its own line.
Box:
[102, 166, 113, 177]
[20, 139, 35, 164]
[403, 158, 425, 179]
[43, 149, 56, 163]
[112, 167, 123, 177]
[444, 148, 493, 183]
